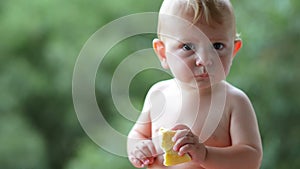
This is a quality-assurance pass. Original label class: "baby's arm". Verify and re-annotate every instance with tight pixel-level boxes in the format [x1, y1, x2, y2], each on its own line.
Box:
[127, 114, 156, 168]
[202, 90, 263, 169]
[171, 89, 262, 169]
[127, 90, 157, 168]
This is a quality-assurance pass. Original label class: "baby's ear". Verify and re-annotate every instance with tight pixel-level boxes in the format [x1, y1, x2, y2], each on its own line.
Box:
[233, 39, 242, 57]
[153, 38, 169, 69]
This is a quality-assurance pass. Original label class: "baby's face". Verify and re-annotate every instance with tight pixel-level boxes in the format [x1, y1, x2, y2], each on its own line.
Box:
[159, 9, 236, 89]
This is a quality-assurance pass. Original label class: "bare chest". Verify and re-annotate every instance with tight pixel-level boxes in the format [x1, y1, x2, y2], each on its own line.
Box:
[150, 90, 232, 155]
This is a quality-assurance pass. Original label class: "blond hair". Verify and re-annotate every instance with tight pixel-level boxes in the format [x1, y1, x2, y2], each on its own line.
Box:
[187, 0, 228, 24]
[158, 0, 240, 40]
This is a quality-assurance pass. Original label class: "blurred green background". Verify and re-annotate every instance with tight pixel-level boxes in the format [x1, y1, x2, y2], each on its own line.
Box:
[0, 0, 299, 168]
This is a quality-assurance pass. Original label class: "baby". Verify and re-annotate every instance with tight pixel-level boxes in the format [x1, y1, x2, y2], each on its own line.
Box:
[127, 0, 263, 168]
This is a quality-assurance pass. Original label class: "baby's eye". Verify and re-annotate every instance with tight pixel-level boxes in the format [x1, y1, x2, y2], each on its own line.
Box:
[213, 43, 224, 50]
[182, 43, 195, 51]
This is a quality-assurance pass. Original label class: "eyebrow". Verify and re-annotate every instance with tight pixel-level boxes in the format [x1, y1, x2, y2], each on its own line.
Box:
[209, 38, 228, 42]
[209, 34, 232, 42]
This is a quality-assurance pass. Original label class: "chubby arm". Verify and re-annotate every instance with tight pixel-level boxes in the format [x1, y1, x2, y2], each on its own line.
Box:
[172, 89, 262, 169]
[127, 88, 157, 168]
[127, 112, 156, 168]
[202, 90, 263, 169]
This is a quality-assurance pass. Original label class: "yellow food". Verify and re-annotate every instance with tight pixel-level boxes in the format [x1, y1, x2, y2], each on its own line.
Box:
[159, 128, 191, 166]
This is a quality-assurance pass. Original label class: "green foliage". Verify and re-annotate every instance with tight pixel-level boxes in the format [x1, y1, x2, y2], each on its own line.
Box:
[0, 0, 299, 168]
[0, 114, 47, 169]
[65, 139, 135, 169]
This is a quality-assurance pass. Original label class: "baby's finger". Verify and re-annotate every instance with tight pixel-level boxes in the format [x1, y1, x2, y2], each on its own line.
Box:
[130, 156, 145, 168]
[173, 134, 194, 151]
[148, 156, 155, 164]
[147, 141, 158, 156]
[132, 149, 148, 164]
[179, 143, 207, 163]
[171, 124, 190, 130]
[178, 144, 193, 156]
[138, 142, 152, 158]
[172, 129, 190, 142]
[142, 140, 158, 157]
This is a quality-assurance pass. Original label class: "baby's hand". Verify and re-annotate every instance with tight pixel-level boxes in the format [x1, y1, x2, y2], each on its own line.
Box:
[129, 140, 157, 168]
[172, 124, 207, 165]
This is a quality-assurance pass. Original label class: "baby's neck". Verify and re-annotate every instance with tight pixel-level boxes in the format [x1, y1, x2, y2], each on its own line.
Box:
[174, 79, 226, 97]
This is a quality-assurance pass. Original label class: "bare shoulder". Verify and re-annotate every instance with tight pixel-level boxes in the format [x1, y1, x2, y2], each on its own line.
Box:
[147, 79, 176, 94]
[142, 79, 175, 111]
[225, 82, 256, 117]
[226, 82, 252, 105]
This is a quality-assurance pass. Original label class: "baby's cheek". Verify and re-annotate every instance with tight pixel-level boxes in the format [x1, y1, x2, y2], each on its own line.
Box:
[172, 62, 195, 78]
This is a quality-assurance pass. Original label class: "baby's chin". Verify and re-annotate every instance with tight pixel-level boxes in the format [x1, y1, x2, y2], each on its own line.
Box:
[174, 78, 212, 91]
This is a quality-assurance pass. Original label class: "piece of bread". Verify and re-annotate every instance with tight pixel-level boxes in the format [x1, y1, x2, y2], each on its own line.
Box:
[159, 127, 191, 166]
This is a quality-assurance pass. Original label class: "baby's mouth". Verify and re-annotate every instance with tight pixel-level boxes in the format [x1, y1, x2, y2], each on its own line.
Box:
[196, 67, 209, 78]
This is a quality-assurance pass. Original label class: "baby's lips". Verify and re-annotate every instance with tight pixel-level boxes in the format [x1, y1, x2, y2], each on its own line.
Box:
[194, 66, 209, 76]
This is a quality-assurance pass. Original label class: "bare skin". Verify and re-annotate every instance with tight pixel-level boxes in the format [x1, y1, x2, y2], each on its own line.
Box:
[127, 0, 262, 168]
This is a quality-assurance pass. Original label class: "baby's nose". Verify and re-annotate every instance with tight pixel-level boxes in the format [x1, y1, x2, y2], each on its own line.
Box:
[195, 55, 212, 67]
